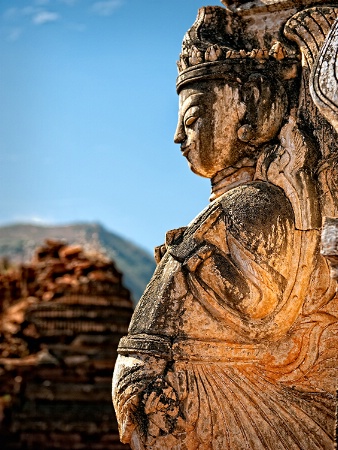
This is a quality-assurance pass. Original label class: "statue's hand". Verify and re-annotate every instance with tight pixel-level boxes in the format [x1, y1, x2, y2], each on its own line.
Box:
[154, 243, 167, 264]
[112, 354, 168, 444]
[154, 227, 187, 264]
[142, 377, 180, 446]
[112, 353, 183, 447]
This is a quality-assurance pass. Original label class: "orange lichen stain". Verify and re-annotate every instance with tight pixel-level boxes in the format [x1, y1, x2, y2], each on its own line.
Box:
[262, 333, 303, 369]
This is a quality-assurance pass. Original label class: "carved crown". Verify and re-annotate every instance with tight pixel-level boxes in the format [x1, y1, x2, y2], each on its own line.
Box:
[176, 6, 298, 91]
[177, 7, 290, 73]
[176, 1, 338, 91]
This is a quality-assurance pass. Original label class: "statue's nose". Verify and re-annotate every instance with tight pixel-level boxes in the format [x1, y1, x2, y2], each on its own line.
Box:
[174, 123, 186, 144]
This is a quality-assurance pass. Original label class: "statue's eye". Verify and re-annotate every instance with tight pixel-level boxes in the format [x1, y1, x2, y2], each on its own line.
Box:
[185, 116, 198, 126]
[184, 106, 200, 127]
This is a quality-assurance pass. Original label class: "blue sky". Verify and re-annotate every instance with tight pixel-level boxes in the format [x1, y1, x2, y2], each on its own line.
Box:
[0, 0, 220, 253]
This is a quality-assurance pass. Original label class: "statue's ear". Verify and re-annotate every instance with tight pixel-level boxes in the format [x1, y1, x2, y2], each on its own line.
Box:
[237, 73, 288, 146]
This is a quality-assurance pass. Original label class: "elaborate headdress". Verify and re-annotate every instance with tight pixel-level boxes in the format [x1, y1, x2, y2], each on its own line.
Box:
[176, 0, 338, 92]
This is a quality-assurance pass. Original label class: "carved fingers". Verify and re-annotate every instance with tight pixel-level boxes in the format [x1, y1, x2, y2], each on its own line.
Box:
[154, 227, 187, 265]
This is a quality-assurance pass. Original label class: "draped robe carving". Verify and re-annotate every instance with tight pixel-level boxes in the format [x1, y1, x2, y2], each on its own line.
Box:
[112, 3, 338, 448]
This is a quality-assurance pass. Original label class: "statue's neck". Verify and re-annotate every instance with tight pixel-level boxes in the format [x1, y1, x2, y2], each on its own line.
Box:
[210, 162, 256, 201]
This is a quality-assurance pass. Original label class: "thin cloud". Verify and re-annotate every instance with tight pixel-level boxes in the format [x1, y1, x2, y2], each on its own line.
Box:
[22, 6, 39, 16]
[59, 0, 78, 5]
[3, 8, 19, 20]
[13, 215, 54, 225]
[33, 11, 60, 25]
[67, 22, 86, 32]
[30, 216, 52, 224]
[34, 0, 50, 5]
[7, 27, 23, 42]
[91, 0, 123, 16]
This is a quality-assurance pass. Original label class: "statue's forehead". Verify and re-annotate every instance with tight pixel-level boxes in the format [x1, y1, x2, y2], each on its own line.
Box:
[178, 79, 224, 101]
[178, 92, 205, 112]
[178, 81, 239, 107]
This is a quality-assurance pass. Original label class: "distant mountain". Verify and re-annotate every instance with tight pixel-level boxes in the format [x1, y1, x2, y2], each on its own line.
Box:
[0, 223, 156, 305]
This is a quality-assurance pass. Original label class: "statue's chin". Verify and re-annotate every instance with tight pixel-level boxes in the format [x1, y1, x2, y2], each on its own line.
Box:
[187, 160, 213, 179]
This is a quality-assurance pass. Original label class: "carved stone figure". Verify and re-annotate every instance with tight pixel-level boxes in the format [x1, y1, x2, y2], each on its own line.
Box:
[112, 1, 338, 448]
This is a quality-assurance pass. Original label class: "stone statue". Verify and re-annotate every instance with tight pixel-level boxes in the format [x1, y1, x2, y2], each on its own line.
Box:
[112, 1, 338, 448]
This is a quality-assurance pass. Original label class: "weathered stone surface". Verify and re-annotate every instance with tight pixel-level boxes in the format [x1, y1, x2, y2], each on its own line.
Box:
[113, 2, 338, 449]
[322, 217, 338, 280]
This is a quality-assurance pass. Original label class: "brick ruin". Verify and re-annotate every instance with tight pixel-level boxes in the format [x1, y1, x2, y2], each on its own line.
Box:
[0, 240, 133, 449]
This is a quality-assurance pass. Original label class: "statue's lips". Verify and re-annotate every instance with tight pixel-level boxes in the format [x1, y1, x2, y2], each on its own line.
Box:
[181, 146, 190, 157]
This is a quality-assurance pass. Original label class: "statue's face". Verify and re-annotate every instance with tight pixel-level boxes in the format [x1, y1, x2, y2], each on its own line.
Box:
[174, 81, 249, 178]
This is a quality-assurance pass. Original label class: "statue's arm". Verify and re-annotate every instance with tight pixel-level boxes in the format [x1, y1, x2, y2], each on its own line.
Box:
[310, 18, 338, 131]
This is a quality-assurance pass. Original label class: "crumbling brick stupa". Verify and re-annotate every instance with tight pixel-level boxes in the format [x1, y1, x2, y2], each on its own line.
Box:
[0, 240, 133, 449]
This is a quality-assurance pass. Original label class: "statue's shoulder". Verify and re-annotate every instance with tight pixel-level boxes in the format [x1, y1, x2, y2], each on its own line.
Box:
[166, 181, 295, 263]
[214, 181, 296, 255]
[218, 180, 295, 226]
[178, 180, 295, 243]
